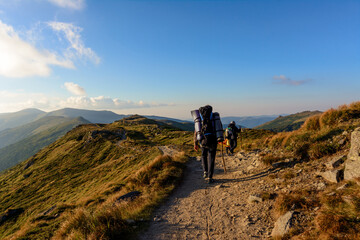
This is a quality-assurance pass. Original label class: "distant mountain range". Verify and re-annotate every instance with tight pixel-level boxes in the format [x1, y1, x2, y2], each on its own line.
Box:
[0, 107, 318, 172]
[0, 117, 90, 172]
[255, 111, 322, 132]
[221, 115, 279, 128]
[0, 108, 195, 172]
[0, 108, 193, 131]
[44, 108, 127, 124]
[0, 116, 85, 149]
[0, 108, 45, 131]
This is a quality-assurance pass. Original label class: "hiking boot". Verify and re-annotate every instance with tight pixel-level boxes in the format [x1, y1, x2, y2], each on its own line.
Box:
[208, 178, 214, 184]
[203, 172, 208, 179]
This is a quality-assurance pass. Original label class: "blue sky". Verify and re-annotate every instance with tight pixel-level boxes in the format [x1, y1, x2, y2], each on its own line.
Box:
[0, 0, 359, 119]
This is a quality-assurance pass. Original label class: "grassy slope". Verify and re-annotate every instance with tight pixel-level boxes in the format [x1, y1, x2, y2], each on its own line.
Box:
[0, 116, 83, 149]
[255, 110, 322, 132]
[157, 119, 194, 131]
[242, 101, 360, 239]
[0, 117, 90, 172]
[0, 115, 193, 239]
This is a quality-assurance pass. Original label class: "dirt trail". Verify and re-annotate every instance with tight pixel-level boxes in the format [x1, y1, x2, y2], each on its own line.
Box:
[140, 150, 278, 240]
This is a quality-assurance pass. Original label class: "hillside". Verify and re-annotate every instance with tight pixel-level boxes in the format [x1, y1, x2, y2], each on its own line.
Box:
[0, 116, 85, 149]
[0, 115, 193, 239]
[139, 101, 360, 239]
[0, 108, 45, 131]
[255, 110, 322, 132]
[239, 101, 360, 238]
[44, 108, 127, 124]
[156, 119, 194, 131]
[0, 117, 90, 172]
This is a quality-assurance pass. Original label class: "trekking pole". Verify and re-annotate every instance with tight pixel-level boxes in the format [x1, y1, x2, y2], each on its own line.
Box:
[221, 143, 227, 173]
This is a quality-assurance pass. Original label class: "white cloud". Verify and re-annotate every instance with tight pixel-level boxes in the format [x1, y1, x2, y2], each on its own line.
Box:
[64, 82, 86, 96]
[0, 90, 53, 112]
[59, 96, 167, 110]
[0, 20, 74, 78]
[273, 75, 311, 86]
[48, 0, 85, 10]
[0, 90, 172, 113]
[48, 21, 100, 65]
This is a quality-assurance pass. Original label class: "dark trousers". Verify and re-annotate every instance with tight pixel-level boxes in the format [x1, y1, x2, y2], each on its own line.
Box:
[201, 145, 217, 179]
[229, 139, 237, 153]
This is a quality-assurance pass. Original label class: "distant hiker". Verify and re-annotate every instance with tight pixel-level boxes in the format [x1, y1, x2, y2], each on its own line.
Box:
[225, 121, 240, 154]
[191, 105, 224, 184]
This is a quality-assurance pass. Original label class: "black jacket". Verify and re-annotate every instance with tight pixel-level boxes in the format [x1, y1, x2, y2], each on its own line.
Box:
[228, 124, 240, 139]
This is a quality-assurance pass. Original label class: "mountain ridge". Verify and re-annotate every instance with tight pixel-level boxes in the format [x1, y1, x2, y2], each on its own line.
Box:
[0, 117, 90, 172]
[255, 110, 322, 132]
[0, 108, 45, 131]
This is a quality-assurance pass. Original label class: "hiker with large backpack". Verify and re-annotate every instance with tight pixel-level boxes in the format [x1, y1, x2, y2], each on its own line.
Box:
[191, 105, 224, 184]
[225, 121, 240, 154]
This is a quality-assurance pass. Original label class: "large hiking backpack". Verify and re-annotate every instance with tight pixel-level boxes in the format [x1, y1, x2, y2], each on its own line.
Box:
[199, 105, 216, 146]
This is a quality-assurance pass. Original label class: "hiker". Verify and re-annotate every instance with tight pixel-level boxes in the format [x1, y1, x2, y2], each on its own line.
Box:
[225, 121, 240, 155]
[191, 105, 224, 184]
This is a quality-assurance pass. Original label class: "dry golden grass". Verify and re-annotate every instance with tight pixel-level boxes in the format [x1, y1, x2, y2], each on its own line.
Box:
[274, 192, 319, 218]
[309, 141, 337, 159]
[307, 181, 360, 239]
[260, 153, 282, 166]
[53, 152, 188, 240]
[302, 114, 321, 131]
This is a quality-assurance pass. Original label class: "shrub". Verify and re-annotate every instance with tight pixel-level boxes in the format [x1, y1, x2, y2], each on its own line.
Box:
[268, 132, 288, 148]
[320, 108, 341, 128]
[294, 142, 310, 160]
[303, 115, 321, 131]
[310, 142, 337, 159]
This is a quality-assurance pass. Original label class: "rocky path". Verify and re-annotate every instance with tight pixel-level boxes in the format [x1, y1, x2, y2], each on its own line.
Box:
[140, 150, 279, 240]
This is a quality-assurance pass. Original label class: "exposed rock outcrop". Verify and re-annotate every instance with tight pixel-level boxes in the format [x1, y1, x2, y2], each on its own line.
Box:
[325, 155, 346, 170]
[344, 128, 360, 180]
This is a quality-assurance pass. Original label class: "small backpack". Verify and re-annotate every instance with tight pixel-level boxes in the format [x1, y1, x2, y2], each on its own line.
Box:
[225, 127, 233, 139]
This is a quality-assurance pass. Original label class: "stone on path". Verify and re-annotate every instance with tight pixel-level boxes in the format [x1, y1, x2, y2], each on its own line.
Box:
[318, 169, 344, 183]
[248, 195, 263, 203]
[271, 211, 294, 238]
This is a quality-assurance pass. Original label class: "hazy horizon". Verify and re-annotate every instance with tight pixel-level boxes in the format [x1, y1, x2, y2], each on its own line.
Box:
[0, 105, 323, 121]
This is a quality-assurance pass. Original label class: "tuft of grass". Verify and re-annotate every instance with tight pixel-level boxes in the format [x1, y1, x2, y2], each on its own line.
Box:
[260, 153, 282, 166]
[309, 141, 338, 159]
[282, 170, 295, 180]
[260, 191, 277, 201]
[302, 114, 321, 131]
[274, 192, 319, 218]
